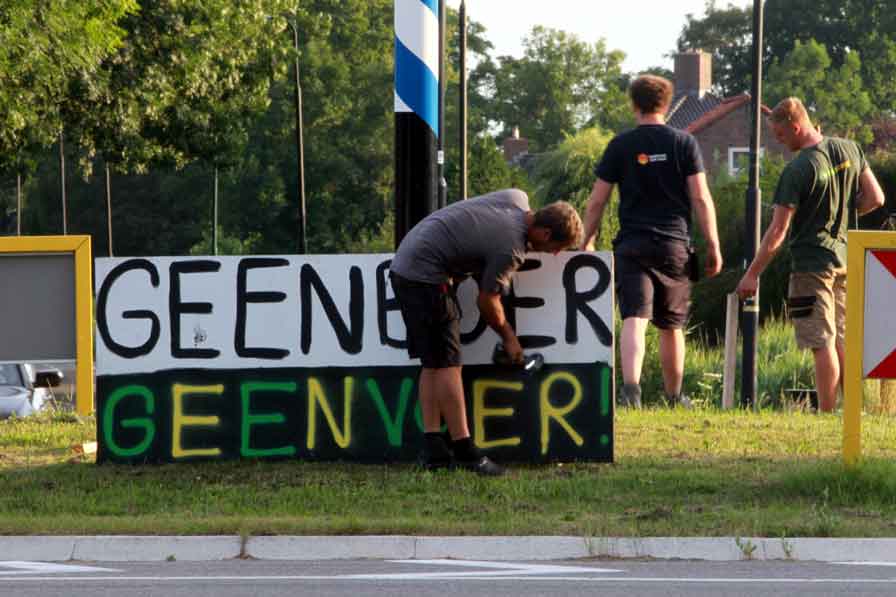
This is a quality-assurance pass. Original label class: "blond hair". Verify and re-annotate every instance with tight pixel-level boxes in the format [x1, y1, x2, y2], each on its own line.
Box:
[770, 97, 811, 126]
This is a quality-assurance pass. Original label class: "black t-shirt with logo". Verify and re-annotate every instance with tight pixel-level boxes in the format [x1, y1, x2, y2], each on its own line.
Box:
[594, 124, 705, 241]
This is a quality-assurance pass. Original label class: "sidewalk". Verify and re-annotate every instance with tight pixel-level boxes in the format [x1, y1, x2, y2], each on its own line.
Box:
[3, 536, 895, 563]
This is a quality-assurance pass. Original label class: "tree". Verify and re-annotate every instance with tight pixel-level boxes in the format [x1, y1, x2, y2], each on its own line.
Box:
[472, 26, 627, 151]
[16, 0, 403, 256]
[532, 127, 616, 248]
[67, 0, 294, 174]
[680, 0, 896, 121]
[765, 40, 873, 144]
[462, 136, 532, 200]
[0, 0, 136, 168]
[53, 0, 296, 254]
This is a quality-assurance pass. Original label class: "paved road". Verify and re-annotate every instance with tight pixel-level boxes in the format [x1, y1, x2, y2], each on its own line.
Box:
[2, 558, 895, 597]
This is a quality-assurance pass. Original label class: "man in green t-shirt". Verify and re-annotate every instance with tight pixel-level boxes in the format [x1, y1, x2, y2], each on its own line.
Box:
[736, 97, 885, 412]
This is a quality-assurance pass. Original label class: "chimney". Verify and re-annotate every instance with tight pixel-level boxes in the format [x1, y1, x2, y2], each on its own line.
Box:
[503, 126, 529, 163]
[674, 51, 712, 97]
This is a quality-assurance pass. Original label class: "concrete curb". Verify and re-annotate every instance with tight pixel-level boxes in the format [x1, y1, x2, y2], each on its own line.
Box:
[1, 536, 895, 563]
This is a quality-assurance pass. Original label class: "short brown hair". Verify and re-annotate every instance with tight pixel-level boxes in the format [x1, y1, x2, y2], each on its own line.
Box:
[630, 75, 674, 115]
[533, 201, 583, 248]
[770, 97, 811, 125]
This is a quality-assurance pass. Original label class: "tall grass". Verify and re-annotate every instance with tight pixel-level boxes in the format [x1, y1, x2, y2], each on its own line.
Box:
[625, 316, 815, 408]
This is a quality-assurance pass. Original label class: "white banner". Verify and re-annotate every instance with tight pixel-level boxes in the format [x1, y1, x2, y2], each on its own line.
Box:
[95, 253, 613, 375]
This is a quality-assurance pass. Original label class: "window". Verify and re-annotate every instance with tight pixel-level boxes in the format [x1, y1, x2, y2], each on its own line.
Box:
[728, 147, 765, 177]
[0, 364, 23, 387]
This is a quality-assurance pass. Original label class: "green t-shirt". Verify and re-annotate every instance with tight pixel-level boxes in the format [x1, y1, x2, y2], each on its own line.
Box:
[772, 137, 866, 272]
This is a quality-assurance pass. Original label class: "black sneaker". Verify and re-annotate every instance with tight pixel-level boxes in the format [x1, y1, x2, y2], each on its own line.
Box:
[420, 432, 453, 471]
[667, 393, 693, 409]
[455, 456, 505, 477]
[619, 384, 642, 409]
[418, 452, 452, 471]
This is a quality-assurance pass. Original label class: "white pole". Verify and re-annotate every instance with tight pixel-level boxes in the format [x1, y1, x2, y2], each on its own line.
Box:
[723, 292, 740, 409]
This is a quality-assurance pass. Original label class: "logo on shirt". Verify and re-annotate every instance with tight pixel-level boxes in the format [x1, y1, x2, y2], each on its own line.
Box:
[637, 153, 668, 165]
[819, 160, 852, 182]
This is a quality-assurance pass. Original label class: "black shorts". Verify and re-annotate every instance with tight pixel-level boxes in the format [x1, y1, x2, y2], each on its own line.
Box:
[389, 273, 462, 369]
[614, 233, 691, 329]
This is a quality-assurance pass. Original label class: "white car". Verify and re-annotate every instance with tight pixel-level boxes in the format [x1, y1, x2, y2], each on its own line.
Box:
[0, 363, 63, 418]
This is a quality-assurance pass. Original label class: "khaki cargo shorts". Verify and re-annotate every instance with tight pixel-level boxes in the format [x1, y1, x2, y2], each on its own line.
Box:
[787, 269, 846, 350]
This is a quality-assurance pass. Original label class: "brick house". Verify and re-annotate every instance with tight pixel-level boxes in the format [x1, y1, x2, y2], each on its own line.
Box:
[666, 51, 791, 179]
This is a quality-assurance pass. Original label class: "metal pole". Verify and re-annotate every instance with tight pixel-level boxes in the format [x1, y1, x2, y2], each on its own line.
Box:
[289, 19, 308, 255]
[394, 0, 440, 246]
[16, 173, 21, 235]
[59, 132, 67, 235]
[213, 166, 219, 256]
[106, 163, 114, 256]
[459, 0, 468, 201]
[437, 0, 447, 208]
[741, 0, 764, 408]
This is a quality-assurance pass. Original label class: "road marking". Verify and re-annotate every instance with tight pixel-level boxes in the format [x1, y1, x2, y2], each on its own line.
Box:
[337, 559, 622, 579]
[835, 562, 896, 567]
[2, 576, 896, 584]
[0, 562, 120, 576]
[1, 560, 895, 585]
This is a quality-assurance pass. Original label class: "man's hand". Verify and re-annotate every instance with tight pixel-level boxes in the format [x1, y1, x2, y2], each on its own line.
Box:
[704, 245, 723, 278]
[581, 239, 596, 252]
[502, 334, 524, 364]
[736, 271, 759, 300]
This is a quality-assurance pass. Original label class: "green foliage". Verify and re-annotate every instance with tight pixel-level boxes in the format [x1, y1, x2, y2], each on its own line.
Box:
[0, 0, 136, 171]
[688, 155, 790, 339]
[765, 40, 873, 144]
[533, 127, 619, 251]
[462, 136, 533, 200]
[864, 152, 896, 229]
[14, 0, 400, 255]
[763, 0, 896, 115]
[531, 127, 617, 249]
[189, 230, 265, 257]
[534, 128, 612, 206]
[68, 0, 294, 175]
[632, 317, 814, 409]
[681, 0, 896, 124]
[472, 26, 627, 151]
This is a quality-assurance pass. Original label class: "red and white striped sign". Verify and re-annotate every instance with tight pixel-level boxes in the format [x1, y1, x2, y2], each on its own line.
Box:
[863, 250, 896, 379]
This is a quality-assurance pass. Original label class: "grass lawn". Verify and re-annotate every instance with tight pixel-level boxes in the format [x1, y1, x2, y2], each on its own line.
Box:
[2, 408, 895, 537]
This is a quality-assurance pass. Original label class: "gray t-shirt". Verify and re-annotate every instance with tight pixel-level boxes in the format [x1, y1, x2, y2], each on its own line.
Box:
[390, 189, 530, 294]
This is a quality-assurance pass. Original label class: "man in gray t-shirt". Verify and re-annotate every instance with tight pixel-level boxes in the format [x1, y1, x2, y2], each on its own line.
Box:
[390, 189, 583, 475]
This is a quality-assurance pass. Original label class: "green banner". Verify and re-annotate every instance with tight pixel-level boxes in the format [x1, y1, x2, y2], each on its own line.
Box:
[97, 362, 613, 464]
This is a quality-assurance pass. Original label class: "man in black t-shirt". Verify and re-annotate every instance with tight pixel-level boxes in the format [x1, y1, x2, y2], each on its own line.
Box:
[582, 74, 722, 409]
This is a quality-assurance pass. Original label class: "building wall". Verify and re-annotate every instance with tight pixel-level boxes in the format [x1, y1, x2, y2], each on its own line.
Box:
[694, 103, 792, 181]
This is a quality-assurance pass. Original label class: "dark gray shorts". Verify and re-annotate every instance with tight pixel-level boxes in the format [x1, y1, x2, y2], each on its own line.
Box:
[614, 234, 691, 329]
[389, 273, 462, 369]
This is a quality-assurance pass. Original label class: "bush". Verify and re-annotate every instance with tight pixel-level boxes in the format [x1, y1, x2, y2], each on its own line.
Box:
[532, 127, 619, 250]
[689, 155, 790, 340]
[864, 151, 896, 229]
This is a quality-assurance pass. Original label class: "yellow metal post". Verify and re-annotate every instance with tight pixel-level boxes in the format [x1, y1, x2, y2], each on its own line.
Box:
[0, 235, 94, 416]
[843, 231, 896, 465]
[74, 237, 94, 415]
[843, 232, 866, 465]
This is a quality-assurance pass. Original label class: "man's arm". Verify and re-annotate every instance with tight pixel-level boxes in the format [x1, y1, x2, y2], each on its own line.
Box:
[686, 172, 723, 277]
[581, 178, 614, 250]
[856, 167, 886, 216]
[477, 290, 523, 363]
[736, 205, 795, 299]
